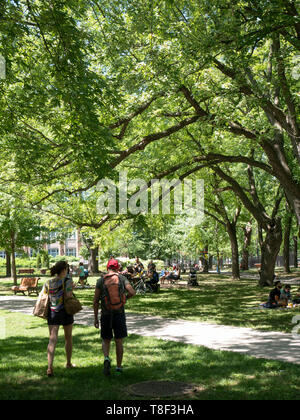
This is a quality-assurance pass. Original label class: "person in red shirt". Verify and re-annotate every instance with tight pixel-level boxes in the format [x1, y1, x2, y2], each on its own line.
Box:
[93, 259, 136, 375]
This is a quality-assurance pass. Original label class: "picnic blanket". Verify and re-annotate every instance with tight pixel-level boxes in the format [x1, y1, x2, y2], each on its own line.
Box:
[249, 304, 298, 311]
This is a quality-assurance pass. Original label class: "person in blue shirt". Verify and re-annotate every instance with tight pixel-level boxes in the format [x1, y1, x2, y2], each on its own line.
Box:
[146, 269, 159, 291]
[280, 284, 292, 306]
[78, 262, 86, 287]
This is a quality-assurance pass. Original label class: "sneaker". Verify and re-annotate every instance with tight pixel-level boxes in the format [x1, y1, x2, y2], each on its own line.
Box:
[115, 367, 123, 374]
[103, 357, 111, 376]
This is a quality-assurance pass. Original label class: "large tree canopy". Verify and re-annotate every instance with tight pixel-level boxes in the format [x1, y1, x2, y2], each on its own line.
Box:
[0, 0, 299, 284]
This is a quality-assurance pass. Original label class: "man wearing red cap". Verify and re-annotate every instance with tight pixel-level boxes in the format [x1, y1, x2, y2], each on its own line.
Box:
[93, 259, 136, 376]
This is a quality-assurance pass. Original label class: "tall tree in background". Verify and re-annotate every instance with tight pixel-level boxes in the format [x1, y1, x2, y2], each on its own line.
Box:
[0, 1, 298, 286]
[0, 199, 44, 284]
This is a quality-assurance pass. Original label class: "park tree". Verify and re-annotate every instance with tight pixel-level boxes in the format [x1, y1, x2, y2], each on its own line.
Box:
[240, 220, 253, 271]
[145, 0, 300, 225]
[211, 163, 284, 286]
[0, 196, 45, 284]
[0, 0, 298, 288]
[282, 204, 299, 273]
[204, 172, 243, 279]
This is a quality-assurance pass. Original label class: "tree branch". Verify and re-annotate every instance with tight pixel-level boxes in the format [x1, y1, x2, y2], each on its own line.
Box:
[109, 92, 165, 139]
[212, 166, 271, 229]
[213, 58, 295, 138]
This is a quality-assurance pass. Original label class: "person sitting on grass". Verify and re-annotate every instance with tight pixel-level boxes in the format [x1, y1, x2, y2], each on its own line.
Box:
[265, 281, 285, 308]
[166, 265, 181, 284]
[147, 260, 156, 275]
[134, 256, 144, 274]
[188, 267, 199, 287]
[280, 284, 292, 306]
[121, 266, 136, 284]
[159, 267, 168, 284]
[146, 269, 159, 291]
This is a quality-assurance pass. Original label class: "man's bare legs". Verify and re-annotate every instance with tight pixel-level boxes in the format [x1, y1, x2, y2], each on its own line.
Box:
[102, 338, 111, 358]
[115, 338, 123, 368]
[102, 338, 124, 373]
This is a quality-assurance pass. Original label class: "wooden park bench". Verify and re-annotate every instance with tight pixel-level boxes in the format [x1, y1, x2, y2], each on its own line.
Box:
[12, 277, 40, 296]
[18, 268, 35, 275]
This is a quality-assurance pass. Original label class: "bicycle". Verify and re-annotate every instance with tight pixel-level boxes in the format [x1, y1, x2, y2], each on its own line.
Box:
[134, 278, 147, 294]
[133, 273, 153, 295]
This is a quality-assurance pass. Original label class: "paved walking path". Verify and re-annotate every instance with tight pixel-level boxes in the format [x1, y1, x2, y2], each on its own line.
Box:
[1, 295, 300, 365]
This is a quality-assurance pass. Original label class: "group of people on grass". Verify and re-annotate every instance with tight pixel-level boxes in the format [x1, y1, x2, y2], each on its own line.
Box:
[110, 256, 184, 289]
[264, 281, 300, 309]
[73, 255, 184, 294]
[159, 265, 181, 284]
[118, 257, 160, 291]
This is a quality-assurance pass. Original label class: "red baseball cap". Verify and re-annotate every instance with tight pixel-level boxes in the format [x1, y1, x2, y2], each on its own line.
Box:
[107, 259, 119, 270]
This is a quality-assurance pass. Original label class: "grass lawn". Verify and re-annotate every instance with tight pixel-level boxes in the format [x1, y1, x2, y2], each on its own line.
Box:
[1, 310, 300, 400]
[70, 270, 300, 334]
[1, 270, 300, 334]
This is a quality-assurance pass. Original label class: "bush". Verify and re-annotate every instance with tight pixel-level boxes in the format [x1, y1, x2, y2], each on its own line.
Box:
[41, 251, 50, 269]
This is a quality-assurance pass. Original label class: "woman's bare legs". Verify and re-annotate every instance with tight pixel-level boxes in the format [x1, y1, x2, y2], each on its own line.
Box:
[63, 324, 73, 367]
[47, 325, 59, 374]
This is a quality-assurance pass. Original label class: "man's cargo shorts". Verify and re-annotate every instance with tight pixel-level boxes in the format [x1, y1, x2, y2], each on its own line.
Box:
[100, 311, 128, 340]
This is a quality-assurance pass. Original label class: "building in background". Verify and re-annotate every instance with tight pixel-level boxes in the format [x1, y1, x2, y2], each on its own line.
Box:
[43, 229, 82, 258]
[5, 229, 83, 260]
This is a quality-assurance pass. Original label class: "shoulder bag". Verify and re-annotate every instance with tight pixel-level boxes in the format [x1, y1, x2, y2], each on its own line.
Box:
[63, 278, 83, 315]
[33, 281, 50, 319]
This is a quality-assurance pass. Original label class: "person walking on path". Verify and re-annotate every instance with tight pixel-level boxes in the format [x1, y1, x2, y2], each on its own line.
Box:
[78, 262, 86, 287]
[93, 259, 136, 376]
[44, 261, 75, 377]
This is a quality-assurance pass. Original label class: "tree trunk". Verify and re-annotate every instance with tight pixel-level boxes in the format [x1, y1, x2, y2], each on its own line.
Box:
[226, 222, 240, 279]
[202, 244, 209, 273]
[208, 255, 213, 270]
[293, 236, 298, 268]
[240, 222, 252, 271]
[10, 232, 17, 286]
[5, 250, 11, 278]
[88, 247, 99, 274]
[283, 213, 292, 273]
[259, 219, 282, 287]
[216, 250, 220, 274]
[261, 139, 300, 226]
